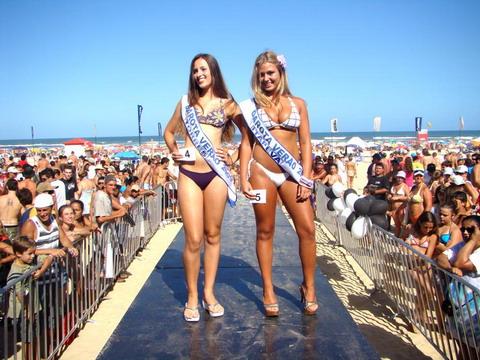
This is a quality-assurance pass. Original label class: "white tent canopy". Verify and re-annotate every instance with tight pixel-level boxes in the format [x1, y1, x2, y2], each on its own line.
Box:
[346, 136, 368, 149]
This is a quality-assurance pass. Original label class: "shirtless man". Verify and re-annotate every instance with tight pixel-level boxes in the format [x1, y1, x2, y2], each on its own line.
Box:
[135, 155, 151, 189]
[18, 166, 37, 198]
[0, 179, 23, 240]
[37, 153, 50, 173]
[156, 157, 176, 186]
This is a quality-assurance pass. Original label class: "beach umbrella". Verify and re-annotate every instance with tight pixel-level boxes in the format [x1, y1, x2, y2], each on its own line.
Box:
[346, 136, 368, 149]
[114, 150, 140, 160]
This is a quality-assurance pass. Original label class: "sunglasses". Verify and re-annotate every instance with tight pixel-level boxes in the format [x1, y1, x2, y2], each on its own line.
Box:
[461, 226, 476, 234]
[47, 190, 55, 195]
[98, 182, 105, 185]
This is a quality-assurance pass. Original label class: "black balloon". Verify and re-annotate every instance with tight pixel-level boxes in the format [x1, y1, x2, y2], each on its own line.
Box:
[325, 187, 336, 199]
[346, 212, 358, 231]
[369, 200, 388, 216]
[370, 214, 389, 230]
[343, 188, 357, 201]
[327, 198, 336, 211]
[353, 196, 374, 216]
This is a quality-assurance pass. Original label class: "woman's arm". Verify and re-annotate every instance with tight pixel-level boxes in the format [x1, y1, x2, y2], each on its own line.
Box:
[423, 187, 433, 212]
[230, 102, 255, 199]
[446, 225, 463, 249]
[296, 97, 313, 201]
[164, 100, 183, 161]
[425, 234, 438, 259]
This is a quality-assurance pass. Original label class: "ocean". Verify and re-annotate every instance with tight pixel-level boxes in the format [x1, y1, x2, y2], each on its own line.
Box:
[0, 130, 479, 148]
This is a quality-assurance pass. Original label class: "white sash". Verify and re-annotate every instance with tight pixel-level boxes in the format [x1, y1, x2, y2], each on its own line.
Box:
[180, 95, 237, 206]
[239, 98, 313, 189]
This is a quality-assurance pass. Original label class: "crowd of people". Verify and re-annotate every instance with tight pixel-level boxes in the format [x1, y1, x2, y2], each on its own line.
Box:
[313, 148, 480, 273]
[0, 153, 176, 316]
[315, 146, 480, 349]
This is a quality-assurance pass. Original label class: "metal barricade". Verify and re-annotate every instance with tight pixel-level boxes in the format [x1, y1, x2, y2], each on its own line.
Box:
[315, 182, 480, 359]
[0, 186, 170, 360]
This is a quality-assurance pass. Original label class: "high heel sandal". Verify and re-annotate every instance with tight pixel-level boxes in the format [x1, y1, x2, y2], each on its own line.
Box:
[299, 285, 318, 315]
[263, 303, 280, 317]
[184, 303, 200, 322]
[202, 300, 224, 318]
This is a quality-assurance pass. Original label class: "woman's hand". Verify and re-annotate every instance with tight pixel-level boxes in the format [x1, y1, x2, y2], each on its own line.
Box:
[296, 184, 312, 202]
[171, 151, 184, 163]
[241, 180, 256, 200]
[216, 148, 231, 165]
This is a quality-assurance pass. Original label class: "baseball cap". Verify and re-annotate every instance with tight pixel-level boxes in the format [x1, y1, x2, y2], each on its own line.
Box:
[37, 182, 57, 194]
[7, 166, 19, 173]
[458, 154, 467, 160]
[455, 165, 468, 174]
[131, 184, 141, 192]
[452, 175, 465, 186]
[396, 171, 406, 179]
[413, 170, 424, 177]
[94, 164, 104, 170]
[443, 167, 454, 176]
[33, 193, 54, 208]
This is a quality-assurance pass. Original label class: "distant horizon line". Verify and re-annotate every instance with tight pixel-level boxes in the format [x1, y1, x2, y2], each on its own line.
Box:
[1, 128, 480, 142]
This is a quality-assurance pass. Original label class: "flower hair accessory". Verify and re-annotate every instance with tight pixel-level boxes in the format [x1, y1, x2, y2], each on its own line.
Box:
[277, 54, 287, 69]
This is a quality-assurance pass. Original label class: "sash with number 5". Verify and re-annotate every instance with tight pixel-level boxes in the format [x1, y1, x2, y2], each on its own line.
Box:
[239, 98, 313, 189]
[180, 95, 237, 206]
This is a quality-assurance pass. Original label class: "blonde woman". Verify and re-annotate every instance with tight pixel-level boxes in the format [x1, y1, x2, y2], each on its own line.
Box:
[240, 51, 317, 316]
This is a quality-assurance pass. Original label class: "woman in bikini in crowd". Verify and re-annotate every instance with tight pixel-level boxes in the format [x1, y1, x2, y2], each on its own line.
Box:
[345, 155, 357, 188]
[387, 171, 410, 237]
[164, 54, 248, 322]
[240, 51, 317, 316]
[321, 163, 343, 186]
[403, 169, 432, 234]
[435, 203, 463, 259]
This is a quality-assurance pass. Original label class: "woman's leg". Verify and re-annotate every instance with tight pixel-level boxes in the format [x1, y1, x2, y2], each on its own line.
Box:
[202, 176, 228, 305]
[178, 173, 205, 308]
[249, 164, 279, 305]
[278, 180, 317, 305]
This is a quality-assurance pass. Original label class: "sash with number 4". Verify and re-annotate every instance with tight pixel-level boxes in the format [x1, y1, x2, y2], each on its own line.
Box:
[239, 98, 313, 189]
[181, 95, 237, 206]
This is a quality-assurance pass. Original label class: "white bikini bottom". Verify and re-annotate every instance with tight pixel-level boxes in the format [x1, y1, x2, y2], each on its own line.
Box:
[248, 159, 289, 188]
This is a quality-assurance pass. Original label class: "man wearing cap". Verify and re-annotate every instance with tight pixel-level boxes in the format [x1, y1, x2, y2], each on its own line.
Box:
[442, 167, 454, 187]
[0, 179, 23, 240]
[39, 168, 66, 210]
[456, 165, 479, 204]
[7, 166, 19, 180]
[367, 153, 382, 181]
[94, 174, 127, 226]
[21, 193, 78, 257]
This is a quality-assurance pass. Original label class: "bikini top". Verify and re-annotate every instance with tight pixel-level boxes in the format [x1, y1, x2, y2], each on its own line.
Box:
[439, 232, 451, 245]
[439, 225, 452, 245]
[392, 185, 406, 196]
[257, 97, 301, 130]
[195, 101, 227, 128]
[406, 234, 429, 248]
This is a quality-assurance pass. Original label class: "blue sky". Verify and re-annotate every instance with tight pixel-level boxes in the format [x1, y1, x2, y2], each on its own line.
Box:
[1, 0, 479, 140]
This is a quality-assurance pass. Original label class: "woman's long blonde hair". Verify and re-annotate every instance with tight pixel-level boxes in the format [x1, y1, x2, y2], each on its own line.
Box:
[251, 51, 292, 108]
[176, 53, 235, 143]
